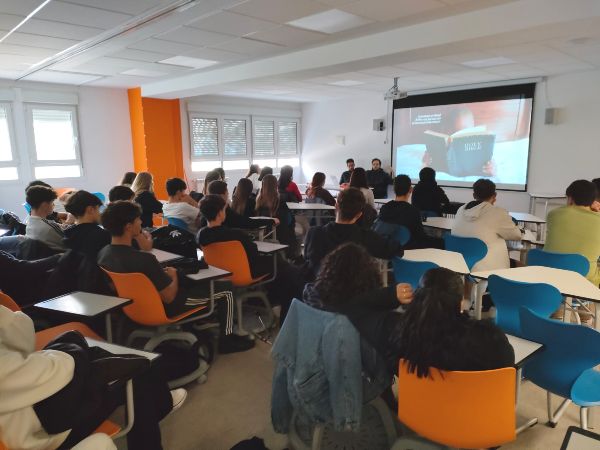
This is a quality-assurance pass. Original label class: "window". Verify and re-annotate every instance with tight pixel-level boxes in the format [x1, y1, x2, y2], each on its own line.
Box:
[252, 117, 300, 167]
[26, 104, 82, 178]
[0, 103, 18, 180]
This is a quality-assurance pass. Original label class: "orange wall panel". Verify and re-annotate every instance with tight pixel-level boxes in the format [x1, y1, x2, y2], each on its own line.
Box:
[127, 87, 148, 173]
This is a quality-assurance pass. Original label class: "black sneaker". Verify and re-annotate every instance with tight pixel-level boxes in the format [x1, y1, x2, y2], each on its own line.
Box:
[218, 335, 255, 354]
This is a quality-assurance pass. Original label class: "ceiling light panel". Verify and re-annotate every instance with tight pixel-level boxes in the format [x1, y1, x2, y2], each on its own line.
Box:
[327, 79, 364, 86]
[461, 56, 515, 68]
[121, 68, 168, 77]
[340, 0, 445, 22]
[158, 55, 218, 68]
[249, 25, 326, 47]
[23, 69, 102, 85]
[229, 0, 329, 24]
[288, 9, 372, 34]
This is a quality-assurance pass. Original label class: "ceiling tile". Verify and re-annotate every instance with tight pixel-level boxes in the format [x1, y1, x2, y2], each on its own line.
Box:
[86, 75, 141, 88]
[59, 0, 165, 15]
[287, 9, 372, 34]
[396, 59, 462, 73]
[182, 47, 244, 62]
[211, 37, 284, 56]
[20, 18, 103, 40]
[23, 70, 103, 85]
[35, 1, 133, 30]
[483, 64, 544, 77]
[0, 14, 24, 31]
[108, 48, 172, 63]
[229, 0, 329, 24]
[0, 0, 46, 16]
[187, 11, 278, 37]
[4, 32, 78, 51]
[249, 25, 327, 47]
[316, 0, 358, 6]
[0, 53, 43, 69]
[128, 38, 202, 55]
[157, 26, 234, 47]
[356, 66, 420, 78]
[0, 43, 56, 58]
[340, 0, 445, 22]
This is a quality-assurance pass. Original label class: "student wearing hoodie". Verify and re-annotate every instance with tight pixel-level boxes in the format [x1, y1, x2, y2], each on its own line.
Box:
[411, 167, 449, 217]
[451, 179, 522, 271]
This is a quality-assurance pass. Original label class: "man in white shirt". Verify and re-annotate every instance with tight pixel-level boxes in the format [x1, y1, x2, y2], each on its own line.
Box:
[25, 186, 66, 252]
[162, 178, 201, 233]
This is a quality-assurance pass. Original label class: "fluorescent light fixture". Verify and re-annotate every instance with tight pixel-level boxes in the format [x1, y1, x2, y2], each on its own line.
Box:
[461, 56, 515, 68]
[327, 80, 364, 86]
[157, 56, 217, 69]
[288, 9, 372, 34]
[262, 89, 293, 95]
[121, 69, 168, 77]
[0, 0, 52, 45]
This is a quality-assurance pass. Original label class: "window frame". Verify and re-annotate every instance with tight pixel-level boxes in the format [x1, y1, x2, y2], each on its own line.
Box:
[0, 102, 20, 181]
[251, 116, 300, 160]
[189, 112, 252, 164]
[24, 103, 83, 179]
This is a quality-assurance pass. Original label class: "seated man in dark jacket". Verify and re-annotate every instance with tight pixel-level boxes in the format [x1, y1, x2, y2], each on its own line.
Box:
[197, 195, 304, 324]
[63, 190, 111, 258]
[378, 175, 444, 249]
[303, 187, 404, 280]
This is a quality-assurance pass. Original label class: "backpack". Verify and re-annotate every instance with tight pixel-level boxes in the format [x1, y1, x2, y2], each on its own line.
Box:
[151, 225, 198, 259]
[153, 329, 215, 382]
[0, 211, 26, 235]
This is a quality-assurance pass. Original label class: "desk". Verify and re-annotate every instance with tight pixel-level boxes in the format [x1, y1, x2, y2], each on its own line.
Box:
[403, 249, 469, 275]
[374, 198, 390, 205]
[35, 292, 132, 342]
[86, 337, 159, 361]
[256, 241, 288, 254]
[422, 217, 455, 235]
[286, 202, 335, 211]
[147, 248, 185, 264]
[528, 193, 566, 216]
[510, 212, 546, 224]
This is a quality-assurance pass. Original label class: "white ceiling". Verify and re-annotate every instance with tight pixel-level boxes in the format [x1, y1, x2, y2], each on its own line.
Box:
[0, 0, 599, 102]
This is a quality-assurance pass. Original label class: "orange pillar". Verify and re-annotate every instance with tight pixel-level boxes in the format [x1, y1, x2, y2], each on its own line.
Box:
[127, 88, 148, 173]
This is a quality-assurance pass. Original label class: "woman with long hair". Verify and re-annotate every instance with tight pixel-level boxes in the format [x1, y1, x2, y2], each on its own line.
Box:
[256, 174, 280, 217]
[349, 167, 375, 207]
[258, 166, 273, 182]
[245, 164, 260, 194]
[131, 172, 162, 228]
[202, 170, 221, 196]
[120, 171, 137, 187]
[306, 172, 335, 206]
[231, 178, 256, 217]
[278, 165, 302, 203]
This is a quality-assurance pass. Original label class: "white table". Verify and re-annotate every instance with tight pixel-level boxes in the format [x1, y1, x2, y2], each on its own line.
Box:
[255, 241, 289, 254]
[374, 198, 390, 205]
[422, 216, 455, 231]
[403, 249, 469, 275]
[510, 212, 546, 224]
[35, 292, 132, 342]
[86, 337, 159, 361]
[286, 202, 335, 211]
[528, 193, 566, 215]
[147, 248, 185, 264]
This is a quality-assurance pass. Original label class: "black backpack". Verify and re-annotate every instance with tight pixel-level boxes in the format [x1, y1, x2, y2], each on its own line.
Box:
[0, 211, 26, 235]
[151, 225, 197, 259]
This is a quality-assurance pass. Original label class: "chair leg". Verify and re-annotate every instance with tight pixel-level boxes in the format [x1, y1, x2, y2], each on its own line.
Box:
[547, 392, 571, 428]
[235, 296, 249, 336]
[581, 407, 589, 430]
[311, 424, 324, 450]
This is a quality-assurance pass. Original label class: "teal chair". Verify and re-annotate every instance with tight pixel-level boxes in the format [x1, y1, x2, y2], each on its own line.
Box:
[444, 234, 487, 271]
[92, 192, 106, 204]
[392, 257, 438, 290]
[23, 202, 31, 215]
[166, 217, 189, 232]
[372, 220, 411, 246]
[519, 307, 600, 429]
[487, 275, 563, 336]
[527, 248, 590, 276]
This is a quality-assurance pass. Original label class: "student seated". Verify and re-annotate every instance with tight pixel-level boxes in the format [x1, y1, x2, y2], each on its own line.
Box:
[258, 166, 273, 183]
[366, 158, 393, 199]
[0, 251, 60, 306]
[349, 167, 375, 207]
[306, 172, 336, 206]
[411, 167, 449, 217]
[25, 180, 69, 223]
[278, 165, 302, 203]
[245, 164, 261, 194]
[162, 178, 201, 233]
[98, 201, 253, 353]
[131, 172, 163, 228]
[231, 178, 257, 218]
[545, 179, 600, 286]
[197, 195, 304, 323]
[25, 186, 67, 252]
[591, 178, 600, 212]
[378, 175, 443, 249]
[451, 179, 521, 271]
[0, 304, 185, 450]
[303, 187, 404, 280]
[339, 158, 355, 187]
[201, 170, 221, 196]
[64, 190, 111, 258]
[120, 171, 137, 187]
[109, 185, 135, 203]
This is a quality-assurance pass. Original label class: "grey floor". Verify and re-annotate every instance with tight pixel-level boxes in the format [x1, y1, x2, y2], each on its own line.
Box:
[146, 340, 585, 450]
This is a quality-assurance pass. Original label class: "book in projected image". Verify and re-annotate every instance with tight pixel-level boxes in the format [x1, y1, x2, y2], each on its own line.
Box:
[424, 126, 496, 177]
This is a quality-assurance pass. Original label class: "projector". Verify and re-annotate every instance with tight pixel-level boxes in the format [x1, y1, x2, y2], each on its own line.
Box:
[384, 77, 407, 101]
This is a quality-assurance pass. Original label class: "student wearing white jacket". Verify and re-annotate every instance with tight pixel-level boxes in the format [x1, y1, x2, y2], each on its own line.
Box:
[451, 179, 522, 271]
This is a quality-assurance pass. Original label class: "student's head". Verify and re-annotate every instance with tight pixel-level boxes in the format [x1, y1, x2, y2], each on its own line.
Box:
[101, 201, 142, 237]
[26, 186, 57, 215]
[315, 243, 381, 307]
[65, 190, 102, 222]
[231, 178, 253, 215]
[256, 174, 279, 214]
[214, 167, 225, 181]
[419, 167, 436, 183]
[371, 158, 382, 170]
[311, 172, 326, 189]
[592, 178, 600, 199]
[203, 170, 221, 195]
[207, 180, 228, 202]
[566, 179, 596, 207]
[25, 180, 52, 193]
[130, 172, 154, 195]
[258, 166, 273, 182]
[397, 268, 465, 378]
[109, 185, 135, 203]
[166, 177, 187, 198]
[199, 195, 227, 225]
[393, 174, 412, 197]
[120, 172, 137, 186]
[472, 178, 496, 203]
[246, 164, 260, 178]
[346, 158, 355, 171]
[336, 187, 365, 223]
[278, 165, 294, 191]
[349, 167, 368, 189]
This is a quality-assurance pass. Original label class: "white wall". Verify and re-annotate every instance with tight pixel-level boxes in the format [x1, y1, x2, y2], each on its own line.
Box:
[0, 81, 133, 215]
[301, 69, 600, 214]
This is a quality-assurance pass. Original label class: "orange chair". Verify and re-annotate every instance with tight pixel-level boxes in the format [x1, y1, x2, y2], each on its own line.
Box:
[393, 360, 517, 449]
[102, 270, 210, 387]
[0, 292, 20, 312]
[201, 241, 275, 336]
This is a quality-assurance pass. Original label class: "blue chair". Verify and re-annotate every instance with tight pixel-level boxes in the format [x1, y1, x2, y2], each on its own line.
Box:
[444, 234, 487, 271]
[487, 275, 563, 336]
[23, 202, 31, 215]
[392, 257, 438, 289]
[166, 217, 189, 231]
[92, 192, 106, 204]
[527, 248, 590, 277]
[372, 220, 411, 246]
[519, 307, 600, 429]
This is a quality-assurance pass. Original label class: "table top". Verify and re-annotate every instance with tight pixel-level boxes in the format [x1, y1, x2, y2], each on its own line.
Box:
[86, 337, 159, 361]
[374, 198, 391, 205]
[506, 334, 543, 366]
[186, 266, 232, 281]
[528, 193, 566, 199]
[147, 248, 185, 264]
[422, 216, 455, 230]
[0, 229, 10, 237]
[403, 249, 470, 274]
[510, 212, 546, 224]
[255, 241, 289, 254]
[286, 202, 335, 211]
[471, 266, 600, 302]
[35, 291, 132, 317]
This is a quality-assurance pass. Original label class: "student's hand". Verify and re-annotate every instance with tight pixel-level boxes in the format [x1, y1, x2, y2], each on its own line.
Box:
[272, 218, 280, 226]
[164, 266, 177, 279]
[135, 230, 153, 251]
[482, 159, 497, 177]
[592, 200, 600, 212]
[182, 194, 198, 207]
[396, 283, 414, 305]
[421, 151, 432, 168]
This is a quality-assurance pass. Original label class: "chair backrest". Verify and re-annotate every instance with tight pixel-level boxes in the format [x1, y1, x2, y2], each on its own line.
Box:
[201, 241, 256, 286]
[488, 275, 563, 336]
[444, 234, 488, 271]
[102, 269, 171, 326]
[527, 248, 590, 277]
[91, 192, 106, 204]
[372, 219, 411, 246]
[519, 307, 600, 399]
[392, 257, 438, 289]
[0, 291, 21, 312]
[23, 202, 31, 215]
[165, 216, 189, 231]
[35, 322, 102, 351]
[398, 360, 516, 449]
